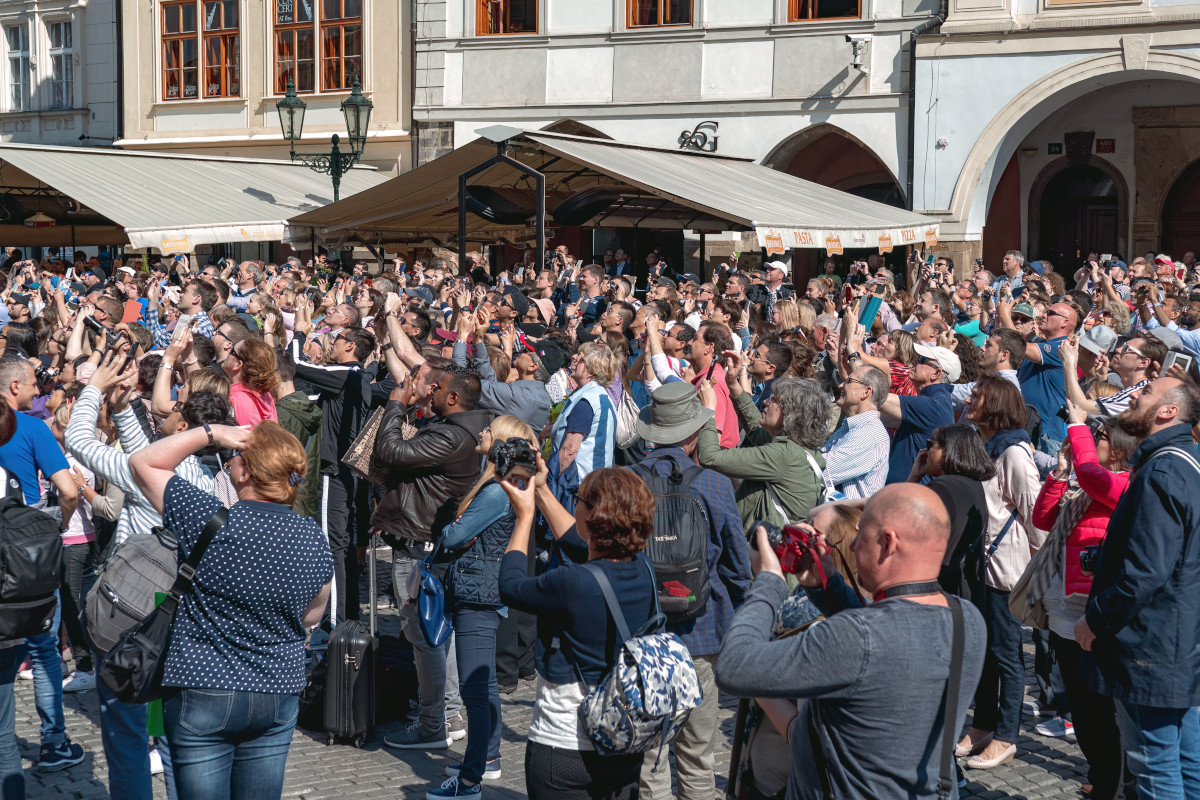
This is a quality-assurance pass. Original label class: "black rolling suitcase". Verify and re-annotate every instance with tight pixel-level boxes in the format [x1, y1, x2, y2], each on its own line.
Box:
[323, 536, 379, 747]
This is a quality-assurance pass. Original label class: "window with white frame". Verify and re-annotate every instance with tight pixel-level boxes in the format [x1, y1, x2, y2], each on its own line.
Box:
[48, 21, 72, 109]
[5, 25, 29, 112]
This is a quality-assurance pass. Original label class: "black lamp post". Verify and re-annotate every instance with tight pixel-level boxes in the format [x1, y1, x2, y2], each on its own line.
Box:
[276, 78, 373, 202]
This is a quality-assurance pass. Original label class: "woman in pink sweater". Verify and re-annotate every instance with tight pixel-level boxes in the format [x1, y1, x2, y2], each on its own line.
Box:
[1032, 397, 1135, 800]
[224, 336, 279, 428]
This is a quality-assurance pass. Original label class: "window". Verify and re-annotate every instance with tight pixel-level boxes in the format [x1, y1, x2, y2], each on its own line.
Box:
[161, 0, 240, 101]
[628, 0, 691, 27]
[476, 0, 537, 35]
[788, 0, 860, 20]
[203, 1, 239, 98]
[48, 21, 73, 109]
[274, 0, 361, 94]
[6, 25, 29, 112]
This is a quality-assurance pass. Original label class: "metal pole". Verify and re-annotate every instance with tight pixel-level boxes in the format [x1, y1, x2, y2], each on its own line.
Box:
[535, 170, 546, 271]
[330, 136, 343, 203]
[458, 171, 468, 276]
[699, 232, 707, 282]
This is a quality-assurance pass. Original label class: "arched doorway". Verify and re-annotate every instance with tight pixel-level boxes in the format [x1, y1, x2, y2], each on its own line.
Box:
[1161, 159, 1200, 256]
[1029, 159, 1124, 268]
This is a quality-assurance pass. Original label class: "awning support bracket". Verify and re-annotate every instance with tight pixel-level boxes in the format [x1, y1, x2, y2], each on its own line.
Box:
[459, 141, 545, 275]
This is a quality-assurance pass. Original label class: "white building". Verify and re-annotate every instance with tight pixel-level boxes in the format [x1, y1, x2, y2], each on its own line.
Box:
[913, 0, 1200, 268]
[412, 0, 942, 274]
[0, 0, 118, 145]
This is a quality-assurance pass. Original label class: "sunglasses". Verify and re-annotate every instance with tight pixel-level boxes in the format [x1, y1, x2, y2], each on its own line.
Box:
[1044, 308, 1070, 320]
[917, 356, 941, 369]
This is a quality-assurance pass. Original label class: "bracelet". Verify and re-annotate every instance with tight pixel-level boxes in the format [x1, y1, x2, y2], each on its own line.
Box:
[159, 362, 174, 371]
[182, 357, 198, 366]
[202, 424, 214, 447]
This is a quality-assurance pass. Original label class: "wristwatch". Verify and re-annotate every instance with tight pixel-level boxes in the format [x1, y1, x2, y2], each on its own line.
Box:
[202, 424, 214, 447]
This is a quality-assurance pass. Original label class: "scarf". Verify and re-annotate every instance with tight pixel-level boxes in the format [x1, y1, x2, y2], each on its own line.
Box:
[984, 426, 1031, 460]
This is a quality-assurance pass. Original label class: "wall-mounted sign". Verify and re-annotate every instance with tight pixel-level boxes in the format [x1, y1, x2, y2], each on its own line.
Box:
[1096, 139, 1116, 153]
[1048, 143, 1063, 155]
[679, 121, 718, 153]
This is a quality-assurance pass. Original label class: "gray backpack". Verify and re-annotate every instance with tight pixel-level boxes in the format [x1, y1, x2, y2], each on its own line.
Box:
[85, 527, 180, 656]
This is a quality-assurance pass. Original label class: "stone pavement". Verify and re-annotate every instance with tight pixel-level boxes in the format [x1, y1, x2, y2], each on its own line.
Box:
[17, 617, 1093, 799]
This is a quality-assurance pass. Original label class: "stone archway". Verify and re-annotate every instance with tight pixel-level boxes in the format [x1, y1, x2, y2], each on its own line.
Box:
[764, 123, 904, 204]
[944, 52, 1200, 241]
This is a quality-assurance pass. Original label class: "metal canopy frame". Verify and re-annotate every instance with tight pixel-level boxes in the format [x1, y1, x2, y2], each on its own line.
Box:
[457, 139, 546, 274]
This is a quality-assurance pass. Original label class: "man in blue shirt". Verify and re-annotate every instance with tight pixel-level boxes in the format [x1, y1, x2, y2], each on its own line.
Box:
[1004, 300, 1079, 454]
[0, 355, 84, 773]
[632, 382, 751, 800]
[879, 344, 960, 484]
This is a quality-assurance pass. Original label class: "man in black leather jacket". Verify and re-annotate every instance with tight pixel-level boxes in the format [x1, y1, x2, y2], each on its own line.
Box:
[374, 367, 493, 751]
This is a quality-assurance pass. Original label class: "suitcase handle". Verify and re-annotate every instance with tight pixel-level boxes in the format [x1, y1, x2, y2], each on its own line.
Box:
[368, 533, 377, 639]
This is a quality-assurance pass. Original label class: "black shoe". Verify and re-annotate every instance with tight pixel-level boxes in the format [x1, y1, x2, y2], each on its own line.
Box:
[498, 682, 518, 696]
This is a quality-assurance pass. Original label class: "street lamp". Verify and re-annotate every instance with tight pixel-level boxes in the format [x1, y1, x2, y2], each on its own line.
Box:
[275, 78, 374, 202]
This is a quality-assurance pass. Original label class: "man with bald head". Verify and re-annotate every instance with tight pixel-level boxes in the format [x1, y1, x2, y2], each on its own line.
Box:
[1075, 376, 1200, 799]
[715, 484, 986, 800]
[1001, 298, 1079, 453]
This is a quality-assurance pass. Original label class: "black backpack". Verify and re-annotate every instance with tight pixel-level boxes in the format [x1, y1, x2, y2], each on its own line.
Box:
[630, 459, 711, 623]
[0, 470, 61, 640]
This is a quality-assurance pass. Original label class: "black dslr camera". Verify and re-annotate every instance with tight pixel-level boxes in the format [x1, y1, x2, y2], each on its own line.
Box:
[1080, 544, 1103, 576]
[82, 316, 133, 373]
[488, 437, 538, 488]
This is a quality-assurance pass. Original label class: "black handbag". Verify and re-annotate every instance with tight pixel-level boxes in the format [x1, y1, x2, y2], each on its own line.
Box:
[99, 507, 228, 704]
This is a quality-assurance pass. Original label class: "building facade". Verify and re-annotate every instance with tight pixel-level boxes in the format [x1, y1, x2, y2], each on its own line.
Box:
[0, 0, 118, 145]
[412, 0, 940, 273]
[913, 0, 1200, 269]
[117, 0, 412, 177]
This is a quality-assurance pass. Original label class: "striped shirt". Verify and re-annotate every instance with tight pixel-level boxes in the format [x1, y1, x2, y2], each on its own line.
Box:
[65, 386, 215, 546]
[820, 410, 890, 500]
[143, 307, 214, 350]
[1095, 378, 1149, 418]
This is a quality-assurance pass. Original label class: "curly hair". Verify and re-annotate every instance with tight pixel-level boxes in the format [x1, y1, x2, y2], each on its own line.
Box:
[772, 378, 832, 450]
[578, 341, 620, 387]
[578, 467, 654, 559]
[234, 336, 280, 394]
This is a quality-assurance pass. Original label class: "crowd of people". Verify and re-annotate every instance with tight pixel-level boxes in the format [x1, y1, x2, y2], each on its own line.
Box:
[0, 241, 1196, 800]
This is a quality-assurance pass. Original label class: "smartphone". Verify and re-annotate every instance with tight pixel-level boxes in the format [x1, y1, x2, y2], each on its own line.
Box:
[1164, 351, 1194, 375]
[1100, 254, 1112, 263]
[858, 295, 884, 328]
[176, 313, 194, 330]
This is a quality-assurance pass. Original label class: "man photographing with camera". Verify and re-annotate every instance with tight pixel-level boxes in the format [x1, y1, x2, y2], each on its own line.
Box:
[715, 483, 986, 800]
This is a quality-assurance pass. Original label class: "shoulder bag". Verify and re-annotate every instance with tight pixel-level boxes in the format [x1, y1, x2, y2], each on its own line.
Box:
[341, 406, 390, 487]
[98, 507, 228, 704]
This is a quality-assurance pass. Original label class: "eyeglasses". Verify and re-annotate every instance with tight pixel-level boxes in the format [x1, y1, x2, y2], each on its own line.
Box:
[843, 377, 870, 390]
[566, 487, 594, 510]
[917, 356, 941, 370]
[1117, 345, 1145, 358]
[1044, 308, 1070, 320]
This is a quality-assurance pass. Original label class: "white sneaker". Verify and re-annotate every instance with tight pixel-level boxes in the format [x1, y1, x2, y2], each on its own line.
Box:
[149, 748, 164, 776]
[1034, 715, 1075, 739]
[62, 671, 96, 693]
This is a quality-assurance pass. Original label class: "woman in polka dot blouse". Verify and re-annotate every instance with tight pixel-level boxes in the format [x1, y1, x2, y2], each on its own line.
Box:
[130, 420, 333, 800]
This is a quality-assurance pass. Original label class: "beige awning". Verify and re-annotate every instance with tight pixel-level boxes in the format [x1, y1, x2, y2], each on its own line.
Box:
[0, 143, 385, 252]
[287, 129, 938, 251]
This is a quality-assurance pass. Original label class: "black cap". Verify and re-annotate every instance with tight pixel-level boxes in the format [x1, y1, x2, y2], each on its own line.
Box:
[502, 286, 530, 318]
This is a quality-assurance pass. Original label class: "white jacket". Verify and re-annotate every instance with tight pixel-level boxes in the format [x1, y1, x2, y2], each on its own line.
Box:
[981, 441, 1048, 591]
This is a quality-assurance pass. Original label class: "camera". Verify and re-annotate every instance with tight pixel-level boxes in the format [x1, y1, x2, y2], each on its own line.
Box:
[488, 437, 538, 486]
[82, 316, 132, 372]
[1080, 544, 1102, 576]
[751, 520, 825, 578]
[33, 365, 58, 386]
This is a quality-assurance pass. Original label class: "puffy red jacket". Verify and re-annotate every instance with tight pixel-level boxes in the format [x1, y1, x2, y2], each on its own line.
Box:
[1032, 424, 1130, 597]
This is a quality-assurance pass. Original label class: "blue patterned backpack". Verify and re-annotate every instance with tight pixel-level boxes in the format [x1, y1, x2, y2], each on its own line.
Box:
[566, 560, 703, 766]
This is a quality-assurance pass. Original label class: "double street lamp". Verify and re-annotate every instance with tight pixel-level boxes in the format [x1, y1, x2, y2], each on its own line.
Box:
[276, 78, 374, 202]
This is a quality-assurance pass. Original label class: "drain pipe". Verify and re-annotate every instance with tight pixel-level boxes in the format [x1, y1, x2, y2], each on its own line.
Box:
[905, 0, 947, 210]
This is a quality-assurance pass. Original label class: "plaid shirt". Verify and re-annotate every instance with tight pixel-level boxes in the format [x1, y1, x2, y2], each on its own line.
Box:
[632, 447, 753, 656]
[143, 307, 214, 350]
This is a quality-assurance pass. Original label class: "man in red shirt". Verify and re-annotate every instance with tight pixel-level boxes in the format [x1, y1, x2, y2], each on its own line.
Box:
[690, 322, 740, 449]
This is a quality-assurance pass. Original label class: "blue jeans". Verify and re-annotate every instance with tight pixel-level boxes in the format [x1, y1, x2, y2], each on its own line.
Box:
[1115, 701, 1200, 800]
[0, 645, 25, 800]
[163, 688, 298, 800]
[97, 678, 177, 800]
[453, 607, 502, 784]
[25, 590, 63, 746]
[971, 586, 1023, 743]
[394, 557, 461, 731]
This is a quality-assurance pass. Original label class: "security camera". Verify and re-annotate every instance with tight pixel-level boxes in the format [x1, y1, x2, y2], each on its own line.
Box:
[846, 34, 873, 75]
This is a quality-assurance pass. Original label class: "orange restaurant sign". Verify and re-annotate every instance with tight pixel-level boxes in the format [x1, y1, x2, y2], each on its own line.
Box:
[825, 233, 843, 255]
[878, 234, 894, 254]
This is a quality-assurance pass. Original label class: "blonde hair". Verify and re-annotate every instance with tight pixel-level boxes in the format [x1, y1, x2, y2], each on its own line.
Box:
[811, 501, 863, 587]
[240, 421, 306, 505]
[795, 301, 817, 335]
[578, 341, 620, 386]
[774, 298, 801, 330]
[457, 415, 536, 518]
[52, 403, 71, 430]
[189, 366, 230, 399]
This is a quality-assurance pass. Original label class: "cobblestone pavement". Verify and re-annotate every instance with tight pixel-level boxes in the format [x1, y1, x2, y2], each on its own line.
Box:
[19, 615, 1092, 799]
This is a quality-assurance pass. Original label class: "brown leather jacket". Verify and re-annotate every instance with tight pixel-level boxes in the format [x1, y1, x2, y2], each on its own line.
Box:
[370, 401, 494, 545]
